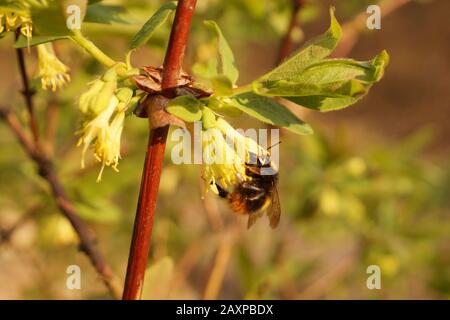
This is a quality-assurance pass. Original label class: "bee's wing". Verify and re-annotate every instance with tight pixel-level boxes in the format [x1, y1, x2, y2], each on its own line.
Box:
[267, 186, 281, 228]
[247, 210, 264, 229]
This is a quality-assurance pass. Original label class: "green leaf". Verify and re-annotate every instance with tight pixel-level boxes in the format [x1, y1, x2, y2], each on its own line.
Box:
[256, 7, 341, 83]
[84, 4, 130, 25]
[204, 20, 239, 85]
[192, 58, 219, 79]
[230, 93, 313, 135]
[31, 3, 71, 37]
[129, 1, 176, 50]
[166, 96, 203, 122]
[286, 95, 362, 112]
[255, 52, 388, 97]
[250, 7, 389, 112]
[211, 75, 234, 96]
[14, 35, 69, 48]
[283, 51, 390, 111]
[206, 97, 243, 118]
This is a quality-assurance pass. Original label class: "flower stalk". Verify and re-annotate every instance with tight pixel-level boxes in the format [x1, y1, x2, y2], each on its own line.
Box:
[71, 30, 116, 67]
[122, 0, 198, 300]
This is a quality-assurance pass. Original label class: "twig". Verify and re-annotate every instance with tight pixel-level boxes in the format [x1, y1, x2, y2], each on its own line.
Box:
[15, 45, 39, 144]
[122, 0, 198, 300]
[0, 107, 122, 299]
[44, 97, 59, 156]
[9, 38, 122, 298]
[331, 0, 411, 57]
[271, 0, 306, 133]
[203, 223, 239, 300]
[0, 203, 42, 245]
[277, 0, 305, 64]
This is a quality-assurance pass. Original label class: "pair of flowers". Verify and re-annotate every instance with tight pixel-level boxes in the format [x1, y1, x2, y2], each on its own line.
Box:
[77, 67, 136, 182]
[77, 64, 268, 193]
[3, 5, 271, 192]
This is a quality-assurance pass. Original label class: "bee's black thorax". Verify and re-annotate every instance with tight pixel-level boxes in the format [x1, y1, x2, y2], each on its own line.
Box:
[213, 152, 278, 216]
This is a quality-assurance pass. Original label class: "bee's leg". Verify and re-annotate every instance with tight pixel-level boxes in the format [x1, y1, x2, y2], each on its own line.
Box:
[240, 181, 264, 192]
[213, 182, 229, 198]
[247, 191, 265, 201]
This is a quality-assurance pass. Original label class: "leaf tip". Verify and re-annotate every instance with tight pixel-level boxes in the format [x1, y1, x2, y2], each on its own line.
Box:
[302, 124, 315, 135]
[328, 6, 343, 40]
[373, 50, 390, 81]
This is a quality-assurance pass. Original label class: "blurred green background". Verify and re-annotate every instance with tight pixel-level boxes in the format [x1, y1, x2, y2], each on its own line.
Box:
[0, 0, 449, 299]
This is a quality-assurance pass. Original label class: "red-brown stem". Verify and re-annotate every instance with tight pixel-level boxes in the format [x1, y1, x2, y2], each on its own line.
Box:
[122, 0, 197, 300]
[277, 0, 305, 64]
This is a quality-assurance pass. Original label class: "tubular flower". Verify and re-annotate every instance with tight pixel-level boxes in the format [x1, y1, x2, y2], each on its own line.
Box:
[36, 43, 70, 91]
[202, 117, 268, 195]
[0, 8, 33, 39]
[78, 68, 118, 116]
[77, 85, 134, 182]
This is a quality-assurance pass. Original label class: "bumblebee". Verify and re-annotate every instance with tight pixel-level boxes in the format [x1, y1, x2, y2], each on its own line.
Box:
[214, 152, 281, 229]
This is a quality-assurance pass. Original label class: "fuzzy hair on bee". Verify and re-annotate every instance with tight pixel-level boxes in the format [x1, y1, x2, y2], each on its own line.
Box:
[214, 151, 281, 229]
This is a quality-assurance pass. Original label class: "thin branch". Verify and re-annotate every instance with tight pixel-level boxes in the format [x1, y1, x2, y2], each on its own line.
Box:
[0, 107, 122, 299]
[0, 203, 42, 245]
[271, 0, 306, 133]
[277, 0, 305, 64]
[15, 45, 40, 144]
[331, 0, 411, 57]
[122, 0, 198, 300]
[203, 223, 239, 300]
[44, 97, 59, 156]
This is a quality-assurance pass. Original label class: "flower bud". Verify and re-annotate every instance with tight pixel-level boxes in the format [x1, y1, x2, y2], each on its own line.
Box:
[78, 79, 104, 114]
[115, 87, 134, 103]
[102, 67, 117, 82]
[90, 80, 117, 115]
[201, 107, 216, 130]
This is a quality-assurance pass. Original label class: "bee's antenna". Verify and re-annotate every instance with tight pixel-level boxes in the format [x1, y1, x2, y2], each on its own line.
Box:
[267, 141, 282, 152]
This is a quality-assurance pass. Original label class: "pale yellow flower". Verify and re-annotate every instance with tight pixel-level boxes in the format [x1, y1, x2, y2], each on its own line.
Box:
[202, 118, 268, 194]
[0, 9, 33, 39]
[77, 87, 133, 181]
[36, 43, 70, 92]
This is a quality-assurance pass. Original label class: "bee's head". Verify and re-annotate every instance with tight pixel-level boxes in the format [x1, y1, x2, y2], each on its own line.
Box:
[246, 152, 270, 167]
[247, 141, 281, 167]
